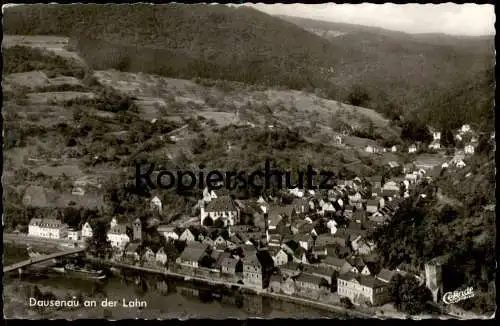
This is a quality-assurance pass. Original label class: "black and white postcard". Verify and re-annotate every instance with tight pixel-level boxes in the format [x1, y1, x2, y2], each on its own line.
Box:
[2, 2, 496, 320]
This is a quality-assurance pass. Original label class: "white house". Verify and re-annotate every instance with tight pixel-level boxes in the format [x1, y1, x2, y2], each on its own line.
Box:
[151, 196, 162, 213]
[322, 202, 336, 215]
[179, 228, 196, 242]
[433, 131, 441, 141]
[335, 135, 343, 145]
[28, 219, 69, 240]
[81, 222, 93, 239]
[382, 181, 400, 191]
[391, 145, 398, 153]
[429, 141, 440, 150]
[156, 247, 168, 265]
[200, 195, 240, 226]
[107, 224, 130, 249]
[326, 219, 338, 234]
[365, 145, 377, 153]
[464, 144, 475, 155]
[271, 248, 289, 266]
[289, 187, 304, 198]
[460, 124, 471, 134]
[71, 187, 85, 196]
[441, 162, 449, 169]
[157, 225, 180, 241]
[456, 160, 466, 168]
[67, 229, 80, 241]
[337, 198, 344, 207]
[408, 144, 417, 153]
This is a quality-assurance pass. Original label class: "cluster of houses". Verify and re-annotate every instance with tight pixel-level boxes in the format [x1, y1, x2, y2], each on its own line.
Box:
[364, 124, 491, 156]
[26, 155, 451, 307]
[26, 145, 475, 309]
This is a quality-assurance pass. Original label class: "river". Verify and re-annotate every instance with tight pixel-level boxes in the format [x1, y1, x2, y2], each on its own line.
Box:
[3, 244, 348, 319]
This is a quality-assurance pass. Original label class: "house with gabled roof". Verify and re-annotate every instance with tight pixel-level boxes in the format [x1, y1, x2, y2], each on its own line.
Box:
[179, 228, 197, 242]
[124, 242, 141, 263]
[320, 256, 353, 274]
[337, 272, 391, 306]
[303, 265, 336, 285]
[298, 234, 314, 251]
[376, 268, 397, 284]
[155, 247, 168, 266]
[176, 242, 209, 269]
[220, 257, 242, 275]
[107, 223, 130, 249]
[293, 247, 310, 264]
[269, 247, 288, 266]
[201, 195, 240, 226]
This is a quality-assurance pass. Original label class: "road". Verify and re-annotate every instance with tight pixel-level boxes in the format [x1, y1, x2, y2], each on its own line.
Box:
[4, 247, 85, 273]
[3, 232, 86, 250]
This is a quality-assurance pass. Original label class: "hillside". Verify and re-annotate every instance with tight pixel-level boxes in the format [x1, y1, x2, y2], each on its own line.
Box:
[3, 38, 402, 230]
[370, 152, 496, 314]
[276, 15, 496, 128]
[3, 4, 340, 89]
[3, 4, 495, 130]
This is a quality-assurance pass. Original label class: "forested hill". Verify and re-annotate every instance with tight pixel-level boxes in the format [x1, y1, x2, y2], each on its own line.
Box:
[2, 4, 341, 88]
[4, 4, 495, 131]
[370, 151, 496, 314]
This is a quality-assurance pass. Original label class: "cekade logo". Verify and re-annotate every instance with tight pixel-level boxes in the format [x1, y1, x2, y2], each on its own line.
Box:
[442, 287, 475, 304]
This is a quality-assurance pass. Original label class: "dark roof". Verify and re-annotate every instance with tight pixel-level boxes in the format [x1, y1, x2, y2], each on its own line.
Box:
[125, 242, 140, 253]
[283, 239, 299, 252]
[243, 253, 262, 267]
[29, 218, 66, 228]
[322, 256, 349, 269]
[109, 224, 128, 235]
[214, 251, 231, 269]
[294, 246, 307, 258]
[178, 243, 208, 262]
[376, 268, 397, 283]
[221, 257, 239, 269]
[280, 261, 300, 272]
[338, 272, 386, 289]
[427, 254, 450, 266]
[295, 273, 324, 285]
[292, 197, 309, 206]
[303, 265, 334, 277]
[205, 196, 238, 212]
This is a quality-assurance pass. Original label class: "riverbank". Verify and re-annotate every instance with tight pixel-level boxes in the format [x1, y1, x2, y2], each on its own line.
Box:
[86, 256, 373, 319]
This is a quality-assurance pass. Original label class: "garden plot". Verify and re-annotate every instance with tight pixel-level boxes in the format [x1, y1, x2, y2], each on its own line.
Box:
[26, 91, 96, 104]
[4, 71, 83, 90]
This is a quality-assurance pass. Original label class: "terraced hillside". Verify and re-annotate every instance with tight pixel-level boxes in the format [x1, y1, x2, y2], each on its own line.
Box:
[3, 4, 495, 130]
[3, 36, 401, 230]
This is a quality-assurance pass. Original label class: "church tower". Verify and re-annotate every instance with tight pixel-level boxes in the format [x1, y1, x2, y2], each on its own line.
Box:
[133, 218, 142, 242]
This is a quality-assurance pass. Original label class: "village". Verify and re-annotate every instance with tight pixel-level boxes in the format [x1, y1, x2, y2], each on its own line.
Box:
[22, 123, 494, 317]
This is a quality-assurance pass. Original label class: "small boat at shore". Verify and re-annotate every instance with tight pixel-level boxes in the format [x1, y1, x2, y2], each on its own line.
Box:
[52, 264, 106, 280]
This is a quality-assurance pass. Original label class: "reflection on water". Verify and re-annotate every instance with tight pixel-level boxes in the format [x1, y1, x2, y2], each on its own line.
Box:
[4, 244, 344, 319]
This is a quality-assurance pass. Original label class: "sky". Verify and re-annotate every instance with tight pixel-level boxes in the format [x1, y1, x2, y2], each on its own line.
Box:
[244, 3, 495, 36]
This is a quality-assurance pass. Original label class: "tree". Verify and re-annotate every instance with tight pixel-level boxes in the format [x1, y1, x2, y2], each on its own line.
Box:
[213, 218, 225, 228]
[86, 220, 112, 259]
[347, 85, 370, 107]
[340, 297, 353, 309]
[392, 274, 431, 315]
[202, 216, 213, 227]
[441, 129, 455, 148]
